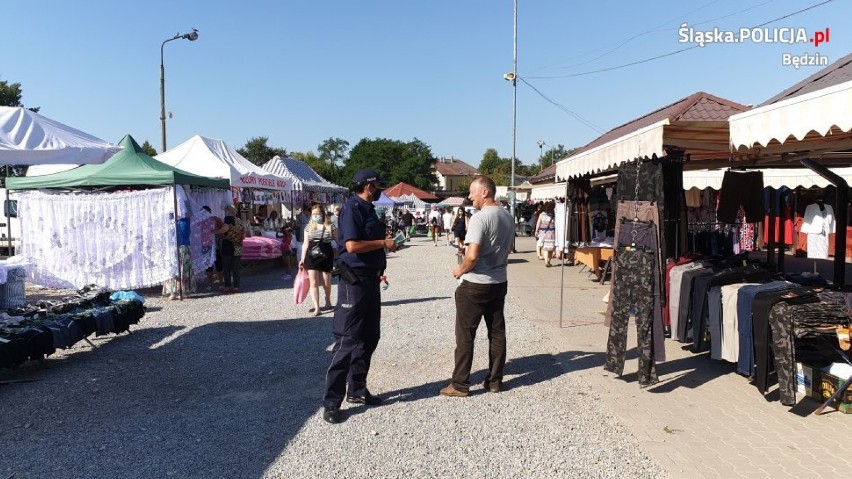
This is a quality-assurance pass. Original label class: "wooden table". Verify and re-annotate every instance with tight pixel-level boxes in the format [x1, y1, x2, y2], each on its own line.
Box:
[574, 246, 614, 281]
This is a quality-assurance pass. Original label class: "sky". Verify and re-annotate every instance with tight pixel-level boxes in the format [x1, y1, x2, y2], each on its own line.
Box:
[2, 0, 849, 172]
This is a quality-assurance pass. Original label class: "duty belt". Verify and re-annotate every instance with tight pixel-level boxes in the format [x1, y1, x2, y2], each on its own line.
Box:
[351, 268, 382, 278]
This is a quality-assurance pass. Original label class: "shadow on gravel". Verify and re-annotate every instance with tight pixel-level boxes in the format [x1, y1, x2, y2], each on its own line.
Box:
[365, 351, 607, 410]
[383, 296, 450, 306]
[0, 316, 336, 479]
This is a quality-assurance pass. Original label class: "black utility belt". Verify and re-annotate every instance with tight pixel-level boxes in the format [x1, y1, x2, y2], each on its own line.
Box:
[351, 268, 382, 278]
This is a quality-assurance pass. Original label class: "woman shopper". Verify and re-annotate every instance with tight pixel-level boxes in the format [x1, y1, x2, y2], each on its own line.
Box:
[451, 206, 469, 257]
[299, 204, 337, 316]
[534, 201, 556, 267]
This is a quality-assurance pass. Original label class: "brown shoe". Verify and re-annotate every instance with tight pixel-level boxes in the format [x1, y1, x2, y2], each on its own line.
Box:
[483, 380, 501, 393]
[439, 384, 469, 397]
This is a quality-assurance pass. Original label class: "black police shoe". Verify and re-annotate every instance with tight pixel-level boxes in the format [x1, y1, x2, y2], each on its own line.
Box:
[322, 406, 341, 424]
[346, 391, 383, 406]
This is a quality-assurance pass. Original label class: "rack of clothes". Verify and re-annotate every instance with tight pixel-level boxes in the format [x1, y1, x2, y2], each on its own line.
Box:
[666, 254, 851, 407]
[0, 286, 145, 369]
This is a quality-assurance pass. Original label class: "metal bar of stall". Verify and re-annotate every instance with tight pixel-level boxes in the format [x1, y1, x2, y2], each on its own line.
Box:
[800, 158, 849, 289]
[767, 187, 776, 266]
[778, 189, 787, 273]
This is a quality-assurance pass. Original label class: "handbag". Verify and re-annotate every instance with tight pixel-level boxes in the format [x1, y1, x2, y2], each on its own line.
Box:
[309, 242, 327, 262]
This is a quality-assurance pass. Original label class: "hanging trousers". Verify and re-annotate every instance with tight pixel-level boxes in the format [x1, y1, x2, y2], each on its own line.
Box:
[616, 161, 666, 261]
[615, 220, 665, 362]
[606, 201, 660, 328]
[605, 247, 658, 386]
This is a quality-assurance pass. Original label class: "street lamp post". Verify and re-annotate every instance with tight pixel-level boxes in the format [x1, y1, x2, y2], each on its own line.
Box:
[160, 28, 198, 153]
[537, 140, 545, 173]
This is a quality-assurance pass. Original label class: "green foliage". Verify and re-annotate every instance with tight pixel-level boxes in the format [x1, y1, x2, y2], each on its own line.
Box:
[317, 137, 349, 184]
[478, 148, 528, 186]
[237, 136, 287, 167]
[0, 76, 39, 112]
[140, 140, 158, 157]
[343, 138, 437, 191]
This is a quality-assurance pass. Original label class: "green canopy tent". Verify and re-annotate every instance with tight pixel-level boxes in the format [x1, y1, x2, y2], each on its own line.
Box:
[6, 135, 229, 298]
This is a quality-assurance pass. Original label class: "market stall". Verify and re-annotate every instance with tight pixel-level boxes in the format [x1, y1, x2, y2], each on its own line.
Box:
[155, 135, 292, 262]
[6, 135, 229, 293]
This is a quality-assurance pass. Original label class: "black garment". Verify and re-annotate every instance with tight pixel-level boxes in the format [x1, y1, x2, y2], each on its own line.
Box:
[221, 215, 238, 256]
[452, 215, 467, 241]
[401, 212, 414, 228]
[677, 266, 714, 342]
[338, 195, 387, 270]
[324, 273, 382, 408]
[324, 194, 388, 408]
[717, 171, 765, 223]
[690, 265, 773, 353]
[222, 254, 241, 288]
[304, 240, 334, 272]
[616, 160, 666, 260]
[750, 288, 810, 389]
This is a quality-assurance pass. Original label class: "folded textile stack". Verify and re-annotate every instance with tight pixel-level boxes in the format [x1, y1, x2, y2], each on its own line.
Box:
[241, 237, 283, 261]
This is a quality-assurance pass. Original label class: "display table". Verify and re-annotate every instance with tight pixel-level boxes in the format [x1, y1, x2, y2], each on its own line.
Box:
[241, 236, 283, 261]
[574, 246, 613, 281]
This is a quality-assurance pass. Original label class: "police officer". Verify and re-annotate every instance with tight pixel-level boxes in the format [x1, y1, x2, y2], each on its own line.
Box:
[322, 168, 401, 424]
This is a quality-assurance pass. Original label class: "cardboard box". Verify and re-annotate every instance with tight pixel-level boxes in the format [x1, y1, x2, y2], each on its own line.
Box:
[795, 362, 815, 397]
[815, 369, 852, 414]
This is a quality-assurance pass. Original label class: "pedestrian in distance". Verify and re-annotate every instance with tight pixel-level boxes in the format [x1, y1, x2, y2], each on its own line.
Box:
[440, 176, 514, 397]
[322, 168, 401, 424]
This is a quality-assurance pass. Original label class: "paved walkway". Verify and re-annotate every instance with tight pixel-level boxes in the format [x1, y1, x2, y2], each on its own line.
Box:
[508, 236, 852, 479]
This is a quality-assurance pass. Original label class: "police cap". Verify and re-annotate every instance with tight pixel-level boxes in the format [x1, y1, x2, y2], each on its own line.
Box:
[352, 168, 388, 187]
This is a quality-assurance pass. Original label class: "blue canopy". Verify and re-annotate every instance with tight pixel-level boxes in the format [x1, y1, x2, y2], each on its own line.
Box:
[372, 192, 398, 207]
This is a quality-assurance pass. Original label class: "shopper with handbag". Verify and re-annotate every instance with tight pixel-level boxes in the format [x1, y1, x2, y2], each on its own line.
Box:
[299, 204, 337, 316]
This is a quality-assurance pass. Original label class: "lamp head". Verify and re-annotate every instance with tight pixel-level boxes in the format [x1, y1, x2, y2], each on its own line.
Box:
[503, 72, 515, 81]
[537, 140, 544, 148]
[183, 28, 199, 41]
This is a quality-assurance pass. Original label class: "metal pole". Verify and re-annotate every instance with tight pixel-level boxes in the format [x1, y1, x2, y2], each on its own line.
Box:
[172, 186, 183, 300]
[558, 181, 570, 328]
[509, 0, 517, 221]
[5, 165, 12, 255]
[160, 40, 168, 153]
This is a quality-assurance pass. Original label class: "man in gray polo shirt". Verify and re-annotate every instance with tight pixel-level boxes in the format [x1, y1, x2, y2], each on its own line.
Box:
[440, 176, 514, 396]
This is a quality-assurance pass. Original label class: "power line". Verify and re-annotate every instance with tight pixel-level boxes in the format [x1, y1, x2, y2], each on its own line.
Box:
[519, 77, 606, 134]
[525, 0, 835, 80]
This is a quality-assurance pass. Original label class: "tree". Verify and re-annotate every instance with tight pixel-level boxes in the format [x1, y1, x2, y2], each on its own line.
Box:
[343, 138, 437, 191]
[237, 136, 287, 167]
[478, 148, 528, 186]
[0, 76, 39, 112]
[140, 140, 158, 157]
[317, 137, 349, 184]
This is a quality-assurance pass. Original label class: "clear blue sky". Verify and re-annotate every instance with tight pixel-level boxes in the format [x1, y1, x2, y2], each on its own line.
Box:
[3, 0, 848, 171]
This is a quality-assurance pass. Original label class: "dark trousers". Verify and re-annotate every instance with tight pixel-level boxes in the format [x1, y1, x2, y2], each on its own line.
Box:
[222, 254, 241, 288]
[605, 248, 658, 386]
[717, 171, 765, 223]
[452, 280, 508, 391]
[323, 275, 381, 407]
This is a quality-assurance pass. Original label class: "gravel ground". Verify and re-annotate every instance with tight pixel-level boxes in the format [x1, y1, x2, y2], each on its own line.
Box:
[0, 236, 667, 479]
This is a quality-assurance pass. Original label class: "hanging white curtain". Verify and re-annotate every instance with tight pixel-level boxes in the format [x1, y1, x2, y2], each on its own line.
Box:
[16, 188, 177, 290]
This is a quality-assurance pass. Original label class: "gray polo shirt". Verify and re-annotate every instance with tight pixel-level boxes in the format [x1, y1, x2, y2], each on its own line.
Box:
[462, 205, 514, 284]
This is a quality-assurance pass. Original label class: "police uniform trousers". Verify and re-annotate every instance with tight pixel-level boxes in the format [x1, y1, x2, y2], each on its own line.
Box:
[323, 272, 381, 408]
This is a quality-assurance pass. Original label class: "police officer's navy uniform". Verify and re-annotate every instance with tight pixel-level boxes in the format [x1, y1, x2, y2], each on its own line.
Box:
[323, 193, 387, 408]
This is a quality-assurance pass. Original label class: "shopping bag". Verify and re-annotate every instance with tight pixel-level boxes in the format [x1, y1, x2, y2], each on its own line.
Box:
[293, 268, 309, 305]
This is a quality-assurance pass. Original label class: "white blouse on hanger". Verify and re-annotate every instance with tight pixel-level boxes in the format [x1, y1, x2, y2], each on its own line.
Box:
[801, 202, 835, 259]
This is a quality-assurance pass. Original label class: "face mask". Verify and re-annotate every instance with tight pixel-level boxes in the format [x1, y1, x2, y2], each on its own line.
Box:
[312, 215, 323, 223]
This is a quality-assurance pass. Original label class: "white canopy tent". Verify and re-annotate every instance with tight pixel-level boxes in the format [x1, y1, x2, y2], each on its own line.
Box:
[155, 135, 291, 191]
[0, 106, 120, 165]
[730, 79, 852, 151]
[260, 156, 346, 192]
[682, 168, 852, 191]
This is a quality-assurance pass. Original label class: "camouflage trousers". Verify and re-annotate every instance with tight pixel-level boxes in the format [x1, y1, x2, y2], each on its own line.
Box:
[768, 302, 796, 406]
[604, 247, 658, 386]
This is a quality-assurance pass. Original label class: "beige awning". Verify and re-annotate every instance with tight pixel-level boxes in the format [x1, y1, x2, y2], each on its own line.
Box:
[530, 182, 567, 200]
[730, 79, 852, 150]
[682, 167, 852, 190]
[555, 119, 668, 180]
